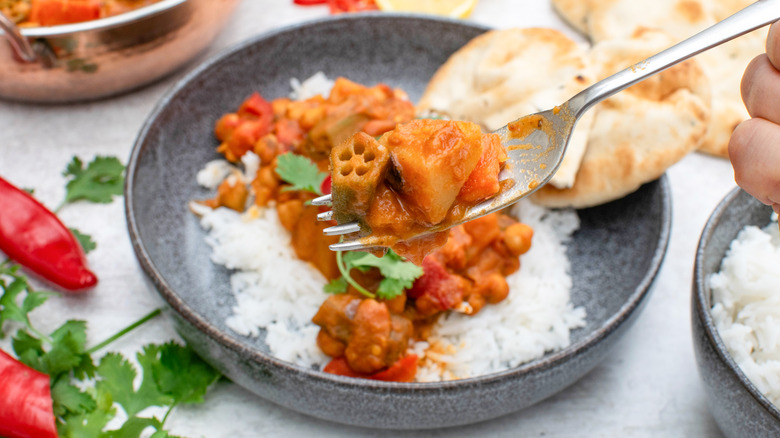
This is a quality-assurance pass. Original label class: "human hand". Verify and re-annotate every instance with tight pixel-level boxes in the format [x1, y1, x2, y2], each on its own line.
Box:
[729, 21, 780, 214]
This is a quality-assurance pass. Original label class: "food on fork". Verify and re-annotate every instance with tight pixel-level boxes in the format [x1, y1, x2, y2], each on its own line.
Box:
[330, 119, 508, 263]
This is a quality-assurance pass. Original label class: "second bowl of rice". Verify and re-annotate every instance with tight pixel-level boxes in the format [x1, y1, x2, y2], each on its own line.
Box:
[693, 188, 780, 437]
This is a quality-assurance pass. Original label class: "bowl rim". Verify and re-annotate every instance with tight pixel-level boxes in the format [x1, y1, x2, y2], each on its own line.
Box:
[125, 13, 672, 391]
[693, 187, 780, 419]
[6, 0, 187, 38]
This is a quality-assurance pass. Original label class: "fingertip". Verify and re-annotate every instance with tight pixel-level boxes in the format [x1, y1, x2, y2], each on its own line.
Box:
[741, 55, 765, 111]
[768, 21, 780, 70]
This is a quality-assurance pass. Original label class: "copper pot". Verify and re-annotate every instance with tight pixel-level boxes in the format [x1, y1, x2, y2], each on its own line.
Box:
[0, 0, 240, 103]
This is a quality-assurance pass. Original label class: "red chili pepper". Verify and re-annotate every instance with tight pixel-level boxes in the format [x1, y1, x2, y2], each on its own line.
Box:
[0, 176, 97, 291]
[324, 354, 418, 382]
[293, 0, 327, 4]
[0, 350, 57, 438]
[327, 0, 378, 14]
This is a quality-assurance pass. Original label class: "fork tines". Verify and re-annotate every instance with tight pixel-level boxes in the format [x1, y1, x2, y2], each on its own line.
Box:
[312, 194, 332, 206]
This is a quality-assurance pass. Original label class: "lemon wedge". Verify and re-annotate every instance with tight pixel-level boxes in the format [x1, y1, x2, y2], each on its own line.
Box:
[375, 0, 478, 18]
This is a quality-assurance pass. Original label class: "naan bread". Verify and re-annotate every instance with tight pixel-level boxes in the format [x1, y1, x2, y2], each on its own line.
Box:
[549, 0, 596, 34]
[550, 0, 766, 159]
[585, 0, 716, 43]
[532, 29, 711, 208]
[417, 28, 595, 189]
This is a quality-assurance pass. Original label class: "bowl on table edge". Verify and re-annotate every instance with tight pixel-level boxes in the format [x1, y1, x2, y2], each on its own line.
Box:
[692, 188, 780, 437]
[0, 0, 239, 103]
[125, 14, 672, 430]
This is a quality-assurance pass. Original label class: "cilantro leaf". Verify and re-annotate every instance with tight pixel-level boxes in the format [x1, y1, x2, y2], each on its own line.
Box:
[103, 417, 162, 438]
[344, 250, 423, 299]
[57, 406, 115, 438]
[153, 341, 221, 405]
[63, 156, 125, 204]
[44, 321, 89, 376]
[274, 153, 327, 195]
[97, 350, 172, 418]
[52, 379, 97, 417]
[324, 277, 347, 294]
[12, 329, 44, 361]
[70, 228, 97, 254]
[0, 276, 29, 328]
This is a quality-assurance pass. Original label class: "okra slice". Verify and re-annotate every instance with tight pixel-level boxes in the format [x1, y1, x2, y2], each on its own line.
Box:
[331, 132, 391, 226]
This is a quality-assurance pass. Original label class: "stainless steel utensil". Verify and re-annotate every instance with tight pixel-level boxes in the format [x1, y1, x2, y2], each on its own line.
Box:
[316, 0, 780, 251]
[0, 0, 239, 103]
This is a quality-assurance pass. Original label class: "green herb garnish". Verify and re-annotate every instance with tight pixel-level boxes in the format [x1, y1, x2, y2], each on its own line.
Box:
[326, 249, 423, 300]
[62, 156, 126, 207]
[274, 153, 327, 195]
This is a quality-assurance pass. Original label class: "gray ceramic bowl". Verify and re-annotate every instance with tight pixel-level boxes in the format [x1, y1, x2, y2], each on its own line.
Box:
[126, 14, 671, 430]
[693, 188, 780, 437]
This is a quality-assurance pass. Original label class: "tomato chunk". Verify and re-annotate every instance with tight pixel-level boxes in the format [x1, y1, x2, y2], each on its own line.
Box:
[30, 0, 101, 26]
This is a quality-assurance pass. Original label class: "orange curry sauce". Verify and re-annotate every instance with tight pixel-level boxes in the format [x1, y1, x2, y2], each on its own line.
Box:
[203, 78, 534, 381]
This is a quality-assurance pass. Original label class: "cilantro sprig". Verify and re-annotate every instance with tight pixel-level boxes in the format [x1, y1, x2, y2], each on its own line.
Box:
[326, 249, 423, 300]
[53, 155, 126, 253]
[274, 153, 328, 195]
[61, 156, 126, 207]
[0, 265, 221, 438]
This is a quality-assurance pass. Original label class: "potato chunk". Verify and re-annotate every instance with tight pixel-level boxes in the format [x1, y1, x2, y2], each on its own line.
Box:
[381, 120, 483, 225]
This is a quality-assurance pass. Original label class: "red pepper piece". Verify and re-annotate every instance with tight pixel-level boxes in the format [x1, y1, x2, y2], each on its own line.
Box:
[293, 0, 328, 4]
[323, 354, 418, 382]
[320, 174, 332, 195]
[238, 92, 274, 127]
[327, 0, 378, 14]
[0, 176, 97, 291]
[0, 350, 57, 438]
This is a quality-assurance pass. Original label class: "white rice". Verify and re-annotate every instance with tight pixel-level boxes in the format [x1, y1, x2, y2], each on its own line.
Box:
[194, 196, 585, 379]
[289, 72, 335, 101]
[710, 213, 780, 404]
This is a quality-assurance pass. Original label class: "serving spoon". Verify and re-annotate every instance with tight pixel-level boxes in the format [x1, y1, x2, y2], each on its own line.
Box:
[315, 0, 780, 252]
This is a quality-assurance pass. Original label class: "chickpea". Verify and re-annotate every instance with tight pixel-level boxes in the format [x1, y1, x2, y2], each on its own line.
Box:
[257, 165, 278, 190]
[214, 113, 240, 141]
[482, 273, 510, 304]
[299, 106, 326, 131]
[253, 135, 279, 164]
[504, 223, 533, 256]
[272, 98, 291, 118]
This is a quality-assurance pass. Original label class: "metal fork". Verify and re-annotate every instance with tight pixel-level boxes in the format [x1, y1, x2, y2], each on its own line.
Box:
[315, 0, 780, 252]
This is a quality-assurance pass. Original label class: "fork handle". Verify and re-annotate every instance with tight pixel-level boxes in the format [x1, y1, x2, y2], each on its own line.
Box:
[568, 0, 780, 117]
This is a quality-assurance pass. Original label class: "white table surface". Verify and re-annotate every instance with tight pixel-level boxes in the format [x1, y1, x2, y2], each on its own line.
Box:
[0, 1, 742, 436]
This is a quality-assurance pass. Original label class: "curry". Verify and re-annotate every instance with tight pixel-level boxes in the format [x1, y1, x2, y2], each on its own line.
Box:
[201, 78, 534, 381]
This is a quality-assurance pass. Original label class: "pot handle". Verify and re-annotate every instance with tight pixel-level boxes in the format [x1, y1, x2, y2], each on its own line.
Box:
[0, 12, 37, 62]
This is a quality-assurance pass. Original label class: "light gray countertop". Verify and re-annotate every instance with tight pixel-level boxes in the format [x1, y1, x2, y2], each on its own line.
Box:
[0, 1, 739, 436]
